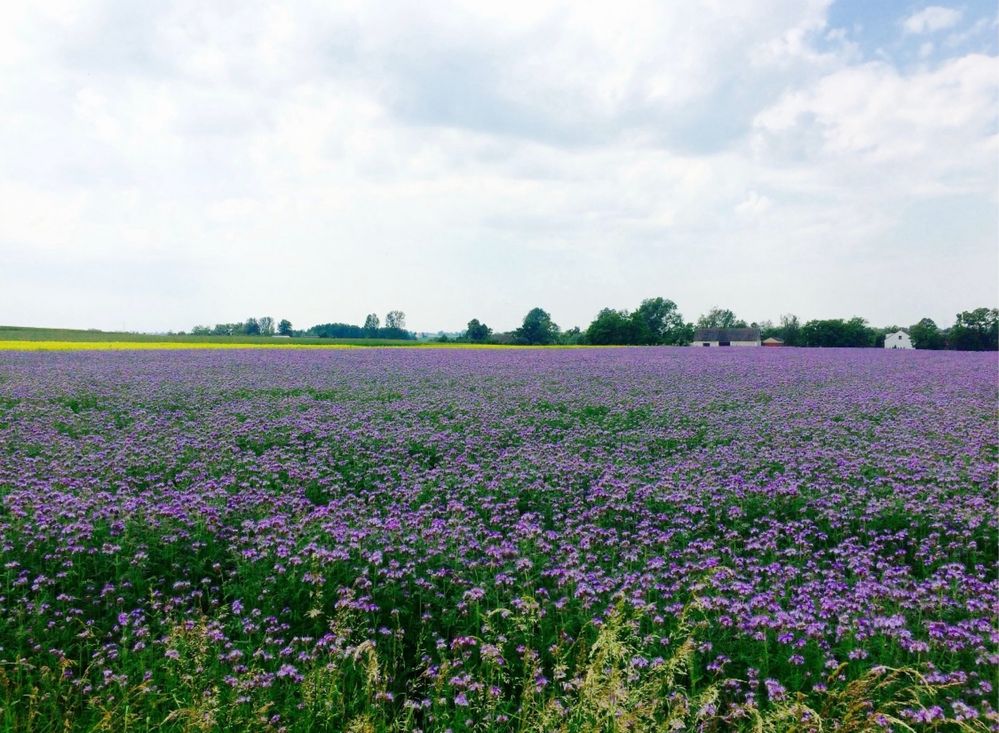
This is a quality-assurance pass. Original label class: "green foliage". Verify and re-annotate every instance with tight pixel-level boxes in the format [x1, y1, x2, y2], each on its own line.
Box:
[949, 308, 998, 351]
[0, 596, 978, 732]
[585, 308, 642, 345]
[309, 322, 415, 341]
[0, 326, 420, 346]
[800, 317, 876, 348]
[762, 314, 802, 346]
[191, 317, 283, 337]
[909, 318, 943, 349]
[516, 307, 560, 345]
[384, 311, 406, 330]
[634, 297, 692, 345]
[558, 326, 586, 345]
[278, 319, 293, 336]
[697, 307, 747, 329]
[465, 318, 492, 343]
[584, 298, 692, 345]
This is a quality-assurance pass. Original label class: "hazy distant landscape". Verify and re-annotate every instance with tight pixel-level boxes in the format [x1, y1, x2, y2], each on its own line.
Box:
[3, 300, 997, 351]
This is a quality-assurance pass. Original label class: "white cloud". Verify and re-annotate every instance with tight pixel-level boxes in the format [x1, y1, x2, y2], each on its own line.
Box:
[0, 1, 995, 332]
[735, 191, 772, 217]
[753, 54, 997, 175]
[903, 6, 963, 35]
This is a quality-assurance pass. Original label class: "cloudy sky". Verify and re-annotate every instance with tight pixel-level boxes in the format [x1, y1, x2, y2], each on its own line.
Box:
[1, 0, 996, 333]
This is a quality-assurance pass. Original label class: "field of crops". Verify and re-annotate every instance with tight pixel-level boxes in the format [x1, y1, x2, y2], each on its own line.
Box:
[0, 348, 995, 732]
[0, 326, 439, 349]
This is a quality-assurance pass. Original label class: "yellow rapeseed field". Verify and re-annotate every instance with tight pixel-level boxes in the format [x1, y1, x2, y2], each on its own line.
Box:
[0, 341, 356, 351]
[0, 340, 584, 351]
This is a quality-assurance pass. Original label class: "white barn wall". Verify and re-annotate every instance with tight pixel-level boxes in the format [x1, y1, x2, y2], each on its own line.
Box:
[884, 331, 914, 350]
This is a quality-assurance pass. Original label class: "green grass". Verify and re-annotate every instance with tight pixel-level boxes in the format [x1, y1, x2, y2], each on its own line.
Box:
[0, 326, 605, 350]
[0, 325, 421, 347]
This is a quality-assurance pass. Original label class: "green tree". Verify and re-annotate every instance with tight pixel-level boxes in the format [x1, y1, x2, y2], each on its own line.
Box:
[559, 326, 585, 345]
[465, 319, 492, 342]
[277, 319, 293, 337]
[800, 317, 875, 347]
[844, 317, 875, 347]
[385, 311, 406, 330]
[697, 307, 746, 329]
[633, 297, 690, 344]
[908, 318, 942, 350]
[258, 316, 275, 336]
[949, 308, 999, 351]
[244, 318, 261, 336]
[363, 313, 380, 335]
[515, 307, 559, 345]
[778, 314, 801, 346]
[586, 308, 640, 345]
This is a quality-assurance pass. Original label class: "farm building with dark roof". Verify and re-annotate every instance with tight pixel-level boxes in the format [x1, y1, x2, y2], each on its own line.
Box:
[693, 327, 761, 347]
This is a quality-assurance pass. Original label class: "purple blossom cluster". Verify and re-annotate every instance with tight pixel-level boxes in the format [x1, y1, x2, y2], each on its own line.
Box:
[0, 347, 995, 729]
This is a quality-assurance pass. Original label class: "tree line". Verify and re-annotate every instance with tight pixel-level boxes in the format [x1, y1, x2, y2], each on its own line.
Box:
[447, 302, 998, 350]
[189, 311, 415, 340]
[308, 311, 414, 340]
[188, 304, 998, 351]
[760, 308, 998, 350]
[190, 317, 293, 337]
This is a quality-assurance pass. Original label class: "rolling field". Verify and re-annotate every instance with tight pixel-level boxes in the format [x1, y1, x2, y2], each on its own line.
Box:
[0, 348, 995, 731]
[0, 326, 429, 349]
[0, 327, 555, 351]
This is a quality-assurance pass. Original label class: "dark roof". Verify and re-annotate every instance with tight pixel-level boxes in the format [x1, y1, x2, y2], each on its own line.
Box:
[694, 327, 760, 342]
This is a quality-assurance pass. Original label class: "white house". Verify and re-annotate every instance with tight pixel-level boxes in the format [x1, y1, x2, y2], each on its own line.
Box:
[884, 331, 914, 349]
[693, 327, 761, 347]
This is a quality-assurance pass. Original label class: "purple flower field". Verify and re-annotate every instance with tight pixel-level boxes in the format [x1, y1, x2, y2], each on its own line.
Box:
[0, 348, 995, 731]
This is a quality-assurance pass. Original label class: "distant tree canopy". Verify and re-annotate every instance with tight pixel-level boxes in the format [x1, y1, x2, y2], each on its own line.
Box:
[559, 326, 585, 345]
[586, 308, 643, 345]
[776, 314, 802, 347]
[515, 308, 559, 345]
[464, 319, 492, 343]
[583, 298, 693, 346]
[634, 298, 693, 345]
[309, 323, 366, 339]
[188, 304, 997, 350]
[191, 312, 417, 340]
[948, 308, 998, 351]
[697, 307, 747, 329]
[907, 318, 941, 350]
[385, 311, 406, 330]
[190, 317, 283, 337]
[758, 311, 996, 350]
[799, 317, 875, 348]
[308, 318, 415, 340]
[764, 315, 876, 348]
